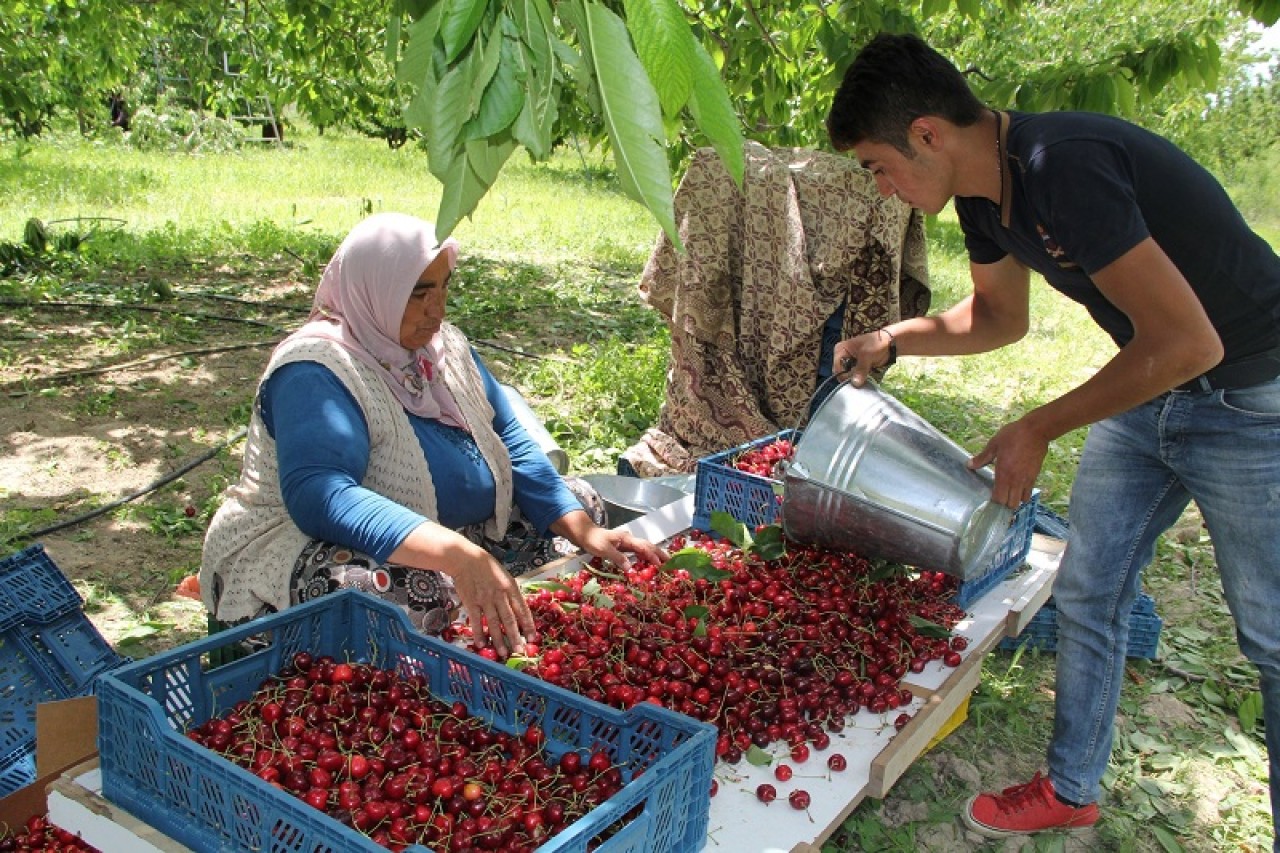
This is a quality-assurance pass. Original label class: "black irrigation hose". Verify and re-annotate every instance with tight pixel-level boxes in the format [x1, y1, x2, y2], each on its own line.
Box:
[5, 427, 248, 547]
[4, 339, 280, 396]
[0, 299, 289, 331]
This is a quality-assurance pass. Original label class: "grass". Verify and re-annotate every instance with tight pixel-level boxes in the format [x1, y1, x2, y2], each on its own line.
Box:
[3, 125, 1277, 852]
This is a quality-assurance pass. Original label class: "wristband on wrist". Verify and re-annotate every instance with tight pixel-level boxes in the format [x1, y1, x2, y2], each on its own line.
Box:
[880, 328, 898, 367]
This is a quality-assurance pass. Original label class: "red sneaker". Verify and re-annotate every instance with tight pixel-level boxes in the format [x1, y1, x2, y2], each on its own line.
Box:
[963, 772, 1099, 838]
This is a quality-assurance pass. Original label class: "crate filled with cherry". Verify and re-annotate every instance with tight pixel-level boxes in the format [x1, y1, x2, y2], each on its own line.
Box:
[184, 654, 637, 851]
[97, 591, 714, 853]
[453, 514, 975, 810]
[691, 432, 796, 533]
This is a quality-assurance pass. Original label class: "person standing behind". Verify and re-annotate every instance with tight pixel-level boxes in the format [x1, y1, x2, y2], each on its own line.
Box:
[827, 32, 1280, 845]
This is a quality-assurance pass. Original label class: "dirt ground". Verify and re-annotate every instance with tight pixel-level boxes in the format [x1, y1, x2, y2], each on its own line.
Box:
[1, 267, 311, 654]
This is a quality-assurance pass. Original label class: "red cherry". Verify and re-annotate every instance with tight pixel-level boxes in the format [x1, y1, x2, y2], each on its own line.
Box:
[774, 764, 793, 782]
[756, 783, 777, 803]
[788, 789, 811, 810]
[827, 753, 848, 772]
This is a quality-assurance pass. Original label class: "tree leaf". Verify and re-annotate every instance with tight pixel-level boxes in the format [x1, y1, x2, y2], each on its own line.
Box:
[441, 0, 488, 63]
[509, 0, 559, 158]
[710, 510, 751, 548]
[470, 21, 525, 138]
[660, 548, 732, 580]
[469, 23, 503, 111]
[428, 51, 478, 182]
[1237, 690, 1263, 731]
[1151, 824, 1185, 853]
[908, 614, 952, 639]
[621, 0, 696, 117]
[523, 580, 572, 592]
[746, 745, 773, 766]
[434, 134, 516, 237]
[385, 8, 402, 66]
[573, 0, 680, 249]
[750, 524, 786, 561]
[686, 36, 745, 189]
[400, 4, 446, 129]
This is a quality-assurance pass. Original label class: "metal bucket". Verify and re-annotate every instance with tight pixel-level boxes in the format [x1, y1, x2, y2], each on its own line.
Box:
[781, 381, 1012, 579]
[500, 384, 569, 474]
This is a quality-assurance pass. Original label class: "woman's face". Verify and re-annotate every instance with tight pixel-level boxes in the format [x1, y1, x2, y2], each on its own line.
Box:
[398, 251, 452, 350]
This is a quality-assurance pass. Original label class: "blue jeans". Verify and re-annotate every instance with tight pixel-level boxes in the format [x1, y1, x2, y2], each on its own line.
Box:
[1047, 378, 1280, 850]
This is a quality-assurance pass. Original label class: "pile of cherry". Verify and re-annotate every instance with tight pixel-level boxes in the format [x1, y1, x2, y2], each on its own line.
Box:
[186, 654, 628, 852]
[0, 814, 100, 852]
[729, 436, 794, 478]
[454, 527, 970, 810]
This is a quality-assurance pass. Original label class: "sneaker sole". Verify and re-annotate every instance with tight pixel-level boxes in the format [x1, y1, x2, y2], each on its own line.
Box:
[961, 794, 1098, 839]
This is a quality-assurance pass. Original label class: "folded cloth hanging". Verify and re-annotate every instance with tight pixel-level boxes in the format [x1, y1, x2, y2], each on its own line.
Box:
[622, 141, 931, 476]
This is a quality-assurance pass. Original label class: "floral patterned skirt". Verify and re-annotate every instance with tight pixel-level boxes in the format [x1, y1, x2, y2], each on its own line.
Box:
[279, 477, 606, 635]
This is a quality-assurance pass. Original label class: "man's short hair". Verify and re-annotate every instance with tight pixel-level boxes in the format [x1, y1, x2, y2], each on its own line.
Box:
[827, 32, 987, 154]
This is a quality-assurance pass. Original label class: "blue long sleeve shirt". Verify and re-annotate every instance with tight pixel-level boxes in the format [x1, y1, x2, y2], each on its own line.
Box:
[259, 351, 581, 563]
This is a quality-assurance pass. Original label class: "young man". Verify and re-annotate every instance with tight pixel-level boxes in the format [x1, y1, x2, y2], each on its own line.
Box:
[827, 32, 1280, 845]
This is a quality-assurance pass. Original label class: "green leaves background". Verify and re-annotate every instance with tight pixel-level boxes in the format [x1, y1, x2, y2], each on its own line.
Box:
[398, 0, 745, 243]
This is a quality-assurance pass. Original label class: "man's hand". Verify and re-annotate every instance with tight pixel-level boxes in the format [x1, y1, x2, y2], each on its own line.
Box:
[967, 417, 1049, 508]
[833, 330, 894, 387]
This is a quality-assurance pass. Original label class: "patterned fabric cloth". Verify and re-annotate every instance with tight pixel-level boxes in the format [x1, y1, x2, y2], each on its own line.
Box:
[223, 477, 607, 633]
[621, 142, 931, 475]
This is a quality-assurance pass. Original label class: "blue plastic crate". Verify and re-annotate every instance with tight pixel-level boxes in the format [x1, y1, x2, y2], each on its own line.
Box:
[999, 592, 1162, 660]
[692, 430, 798, 532]
[0, 745, 38, 799]
[0, 545, 129, 797]
[950, 493, 1040, 610]
[97, 589, 716, 853]
[0, 544, 82, 632]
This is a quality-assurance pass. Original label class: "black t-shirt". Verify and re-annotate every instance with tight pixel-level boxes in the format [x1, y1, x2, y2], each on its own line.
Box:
[957, 110, 1280, 363]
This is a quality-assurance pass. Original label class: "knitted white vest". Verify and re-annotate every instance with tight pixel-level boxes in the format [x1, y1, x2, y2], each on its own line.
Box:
[200, 324, 513, 622]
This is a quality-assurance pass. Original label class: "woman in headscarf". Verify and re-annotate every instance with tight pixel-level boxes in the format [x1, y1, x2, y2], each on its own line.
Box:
[200, 213, 665, 656]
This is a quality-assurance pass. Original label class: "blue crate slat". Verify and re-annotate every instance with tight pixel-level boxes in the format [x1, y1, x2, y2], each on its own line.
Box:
[0, 544, 129, 798]
[98, 589, 715, 853]
[950, 493, 1039, 610]
[1033, 505, 1071, 540]
[0, 746, 38, 798]
[0, 544, 82, 632]
[999, 593, 1162, 659]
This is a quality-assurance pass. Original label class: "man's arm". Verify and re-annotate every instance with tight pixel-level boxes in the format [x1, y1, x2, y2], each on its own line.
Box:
[972, 237, 1223, 506]
[834, 253, 1031, 383]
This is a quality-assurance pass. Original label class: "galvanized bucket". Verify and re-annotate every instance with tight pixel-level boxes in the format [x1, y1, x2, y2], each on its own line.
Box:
[781, 380, 1012, 579]
[500, 384, 569, 474]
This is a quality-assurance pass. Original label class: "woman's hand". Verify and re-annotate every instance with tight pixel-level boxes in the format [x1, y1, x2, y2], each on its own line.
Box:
[391, 522, 535, 657]
[552, 510, 669, 570]
[578, 525, 670, 570]
[447, 548, 537, 657]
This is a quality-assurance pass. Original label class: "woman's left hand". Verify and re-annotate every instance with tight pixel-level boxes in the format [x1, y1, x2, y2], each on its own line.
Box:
[578, 526, 670, 570]
[552, 510, 669, 570]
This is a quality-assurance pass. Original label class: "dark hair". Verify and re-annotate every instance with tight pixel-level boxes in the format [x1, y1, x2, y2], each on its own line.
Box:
[827, 32, 987, 155]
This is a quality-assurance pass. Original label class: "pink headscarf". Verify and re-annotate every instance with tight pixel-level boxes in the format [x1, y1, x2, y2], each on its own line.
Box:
[285, 213, 467, 427]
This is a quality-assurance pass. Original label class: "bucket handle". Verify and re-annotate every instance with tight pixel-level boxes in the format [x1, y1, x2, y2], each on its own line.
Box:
[776, 372, 851, 475]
